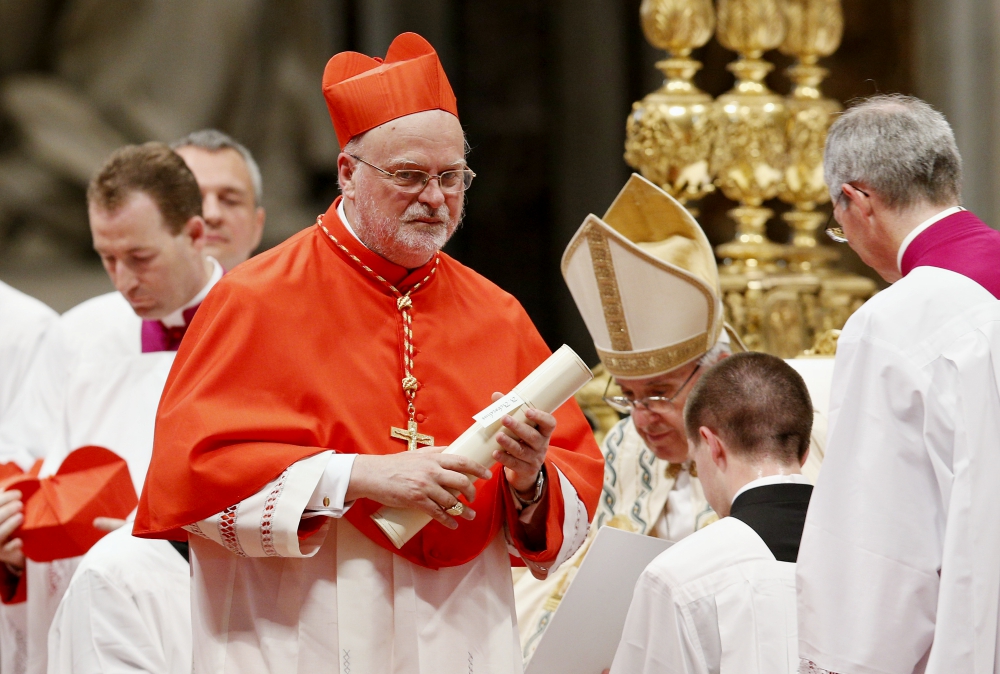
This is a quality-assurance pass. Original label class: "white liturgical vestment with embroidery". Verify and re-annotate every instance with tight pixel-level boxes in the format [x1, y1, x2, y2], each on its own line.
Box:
[185, 454, 588, 674]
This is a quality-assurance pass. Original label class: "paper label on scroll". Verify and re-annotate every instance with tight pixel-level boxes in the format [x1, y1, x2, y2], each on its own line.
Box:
[473, 391, 525, 426]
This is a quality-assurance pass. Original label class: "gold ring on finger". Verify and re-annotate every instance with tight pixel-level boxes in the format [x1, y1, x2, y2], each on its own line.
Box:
[445, 502, 465, 516]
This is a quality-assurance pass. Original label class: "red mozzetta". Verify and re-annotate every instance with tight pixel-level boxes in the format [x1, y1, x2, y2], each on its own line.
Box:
[133, 197, 603, 569]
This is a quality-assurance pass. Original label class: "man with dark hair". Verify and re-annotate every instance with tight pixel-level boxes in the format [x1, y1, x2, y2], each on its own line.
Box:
[609, 352, 813, 674]
[798, 95, 1000, 674]
[45, 131, 268, 674]
[0, 142, 221, 674]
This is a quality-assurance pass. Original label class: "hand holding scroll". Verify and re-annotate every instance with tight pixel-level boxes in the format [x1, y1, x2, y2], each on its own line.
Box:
[349, 449, 492, 529]
[490, 392, 556, 494]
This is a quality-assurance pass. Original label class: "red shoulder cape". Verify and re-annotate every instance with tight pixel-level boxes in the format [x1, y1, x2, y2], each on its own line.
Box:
[133, 200, 603, 569]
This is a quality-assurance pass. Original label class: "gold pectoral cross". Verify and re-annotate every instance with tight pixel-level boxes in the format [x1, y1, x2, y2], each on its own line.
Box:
[390, 418, 434, 451]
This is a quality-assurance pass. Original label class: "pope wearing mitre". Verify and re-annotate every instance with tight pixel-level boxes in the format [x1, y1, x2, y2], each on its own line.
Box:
[133, 33, 602, 674]
[514, 175, 827, 662]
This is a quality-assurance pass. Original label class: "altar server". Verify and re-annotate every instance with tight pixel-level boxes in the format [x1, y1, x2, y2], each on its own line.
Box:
[0, 285, 54, 674]
[610, 352, 813, 674]
[0, 143, 221, 674]
[514, 174, 828, 662]
[133, 33, 603, 674]
[46, 130, 265, 674]
[797, 95, 1000, 674]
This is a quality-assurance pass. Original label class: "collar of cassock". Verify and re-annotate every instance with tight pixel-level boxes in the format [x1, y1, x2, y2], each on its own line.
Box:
[322, 196, 441, 293]
[141, 257, 223, 353]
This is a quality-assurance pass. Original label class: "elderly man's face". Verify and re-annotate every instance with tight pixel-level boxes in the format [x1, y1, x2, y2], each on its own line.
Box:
[90, 191, 207, 320]
[340, 110, 467, 269]
[175, 146, 264, 271]
[616, 361, 704, 464]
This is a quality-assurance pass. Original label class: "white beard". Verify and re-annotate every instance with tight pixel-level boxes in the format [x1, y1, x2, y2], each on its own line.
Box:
[353, 189, 462, 268]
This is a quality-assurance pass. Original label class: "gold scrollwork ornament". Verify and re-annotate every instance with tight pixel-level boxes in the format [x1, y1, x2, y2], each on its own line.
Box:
[625, 0, 717, 205]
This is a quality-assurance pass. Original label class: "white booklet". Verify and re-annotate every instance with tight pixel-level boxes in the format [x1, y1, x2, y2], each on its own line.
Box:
[524, 526, 672, 674]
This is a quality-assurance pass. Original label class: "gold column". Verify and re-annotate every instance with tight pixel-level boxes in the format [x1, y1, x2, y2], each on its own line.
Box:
[712, 0, 790, 270]
[624, 0, 717, 207]
[778, 0, 843, 272]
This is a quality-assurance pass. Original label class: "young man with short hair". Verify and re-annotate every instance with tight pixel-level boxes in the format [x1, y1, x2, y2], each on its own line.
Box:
[609, 352, 814, 674]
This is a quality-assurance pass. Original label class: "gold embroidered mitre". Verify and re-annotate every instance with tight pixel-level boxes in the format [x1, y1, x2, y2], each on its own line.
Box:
[561, 173, 724, 379]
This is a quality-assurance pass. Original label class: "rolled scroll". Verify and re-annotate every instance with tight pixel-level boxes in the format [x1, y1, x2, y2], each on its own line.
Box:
[371, 344, 594, 549]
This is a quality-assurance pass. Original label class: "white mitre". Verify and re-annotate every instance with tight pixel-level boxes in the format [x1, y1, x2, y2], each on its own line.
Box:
[562, 173, 728, 380]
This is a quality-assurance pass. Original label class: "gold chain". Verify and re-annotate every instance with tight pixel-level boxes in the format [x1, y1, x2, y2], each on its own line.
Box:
[316, 214, 439, 421]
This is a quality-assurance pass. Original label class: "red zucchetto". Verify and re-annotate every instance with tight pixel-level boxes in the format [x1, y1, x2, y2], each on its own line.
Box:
[322, 32, 459, 147]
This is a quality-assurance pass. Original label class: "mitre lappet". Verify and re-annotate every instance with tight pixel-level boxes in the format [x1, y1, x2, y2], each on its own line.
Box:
[562, 173, 738, 379]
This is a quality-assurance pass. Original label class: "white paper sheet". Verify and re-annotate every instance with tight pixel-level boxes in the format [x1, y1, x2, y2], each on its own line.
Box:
[524, 526, 672, 674]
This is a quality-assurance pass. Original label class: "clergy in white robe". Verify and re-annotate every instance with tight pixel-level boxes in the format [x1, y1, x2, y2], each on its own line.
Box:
[0, 285, 55, 674]
[796, 95, 1000, 674]
[47, 527, 191, 674]
[0, 142, 218, 674]
[515, 173, 829, 663]
[611, 352, 815, 674]
[0, 283, 56, 422]
[44, 129, 266, 674]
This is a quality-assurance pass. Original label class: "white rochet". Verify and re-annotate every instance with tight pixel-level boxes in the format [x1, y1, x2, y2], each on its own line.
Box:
[371, 344, 594, 548]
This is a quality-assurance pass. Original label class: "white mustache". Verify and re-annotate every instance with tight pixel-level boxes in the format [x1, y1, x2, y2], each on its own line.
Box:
[402, 202, 450, 223]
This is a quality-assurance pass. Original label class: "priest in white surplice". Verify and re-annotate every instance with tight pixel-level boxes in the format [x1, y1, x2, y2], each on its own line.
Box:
[796, 95, 1000, 674]
[46, 130, 266, 674]
[133, 34, 603, 674]
[514, 174, 828, 663]
[610, 352, 815, 674]
[0, 143, 221, 674]
[0, 284, 55, 674]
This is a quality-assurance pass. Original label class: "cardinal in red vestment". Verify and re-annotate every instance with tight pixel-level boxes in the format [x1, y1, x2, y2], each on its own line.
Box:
[133, 32, 602, 674]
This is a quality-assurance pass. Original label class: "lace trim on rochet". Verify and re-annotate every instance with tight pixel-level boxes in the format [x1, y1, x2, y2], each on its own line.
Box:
[219, 504, 248, 557]
[260, 470, 288, 557]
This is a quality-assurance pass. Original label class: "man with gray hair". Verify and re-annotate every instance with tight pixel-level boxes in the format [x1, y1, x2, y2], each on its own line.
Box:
[797, 94, 1000, 674]
[171, 130, 266, 270]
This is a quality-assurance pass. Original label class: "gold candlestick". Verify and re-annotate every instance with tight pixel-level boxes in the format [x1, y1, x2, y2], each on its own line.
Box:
[711, 0, 789, 270]
[625, 0, 717, 206]
[778, 0, 844, 272]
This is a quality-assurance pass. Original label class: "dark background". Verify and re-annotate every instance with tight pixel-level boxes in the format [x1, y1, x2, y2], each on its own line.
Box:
[0, 0, 914, 363]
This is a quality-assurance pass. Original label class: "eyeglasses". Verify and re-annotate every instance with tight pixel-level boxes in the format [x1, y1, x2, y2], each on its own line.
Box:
[825, 186, 870, 244]
[350, 155, 476, 194]
[602, 364, 701, 415]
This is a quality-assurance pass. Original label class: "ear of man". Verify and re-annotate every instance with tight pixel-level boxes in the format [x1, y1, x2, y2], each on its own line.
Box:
[181, 215, 207, 250]
[699, 426, 729, 473]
